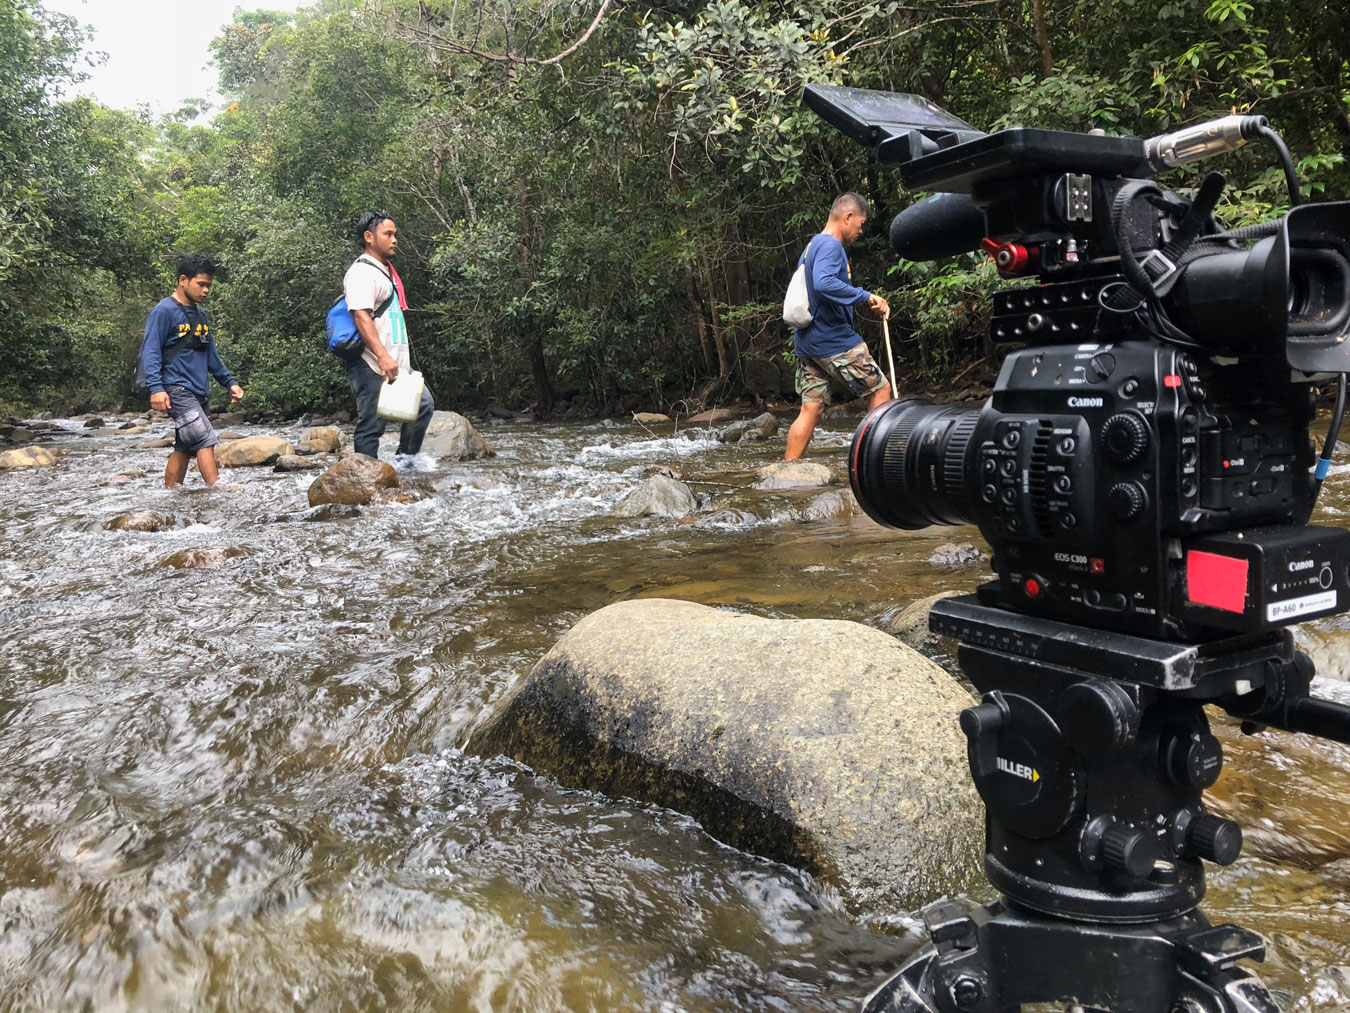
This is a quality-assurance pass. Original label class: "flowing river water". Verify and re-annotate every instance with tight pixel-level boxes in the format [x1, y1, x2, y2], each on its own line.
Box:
[3, 412, 1350, 1012]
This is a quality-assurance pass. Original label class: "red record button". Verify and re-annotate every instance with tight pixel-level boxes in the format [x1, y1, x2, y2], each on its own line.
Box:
[1164, 374, 1183, 388]
[1024, 577, 1044, 599]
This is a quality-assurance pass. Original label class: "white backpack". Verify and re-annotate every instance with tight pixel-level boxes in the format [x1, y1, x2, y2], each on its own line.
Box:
[782, 238, 818, 329]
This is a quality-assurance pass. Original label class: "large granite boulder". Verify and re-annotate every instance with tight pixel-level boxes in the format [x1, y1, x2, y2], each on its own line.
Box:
[307, 454, 399, 506]
[215, 435, 292, 468]
[421, 411, 493, 460]
[470, 598, 983, 914]
[611, 474, 697, 519]
[0, 446, 59, 469]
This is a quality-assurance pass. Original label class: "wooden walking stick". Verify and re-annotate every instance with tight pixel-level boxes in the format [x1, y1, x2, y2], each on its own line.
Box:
[882, 316, 898, 396]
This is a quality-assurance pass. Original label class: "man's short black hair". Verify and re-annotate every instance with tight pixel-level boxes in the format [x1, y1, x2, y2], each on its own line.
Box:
[357, 211, 393, 247]
[831, 192, 871, 218]
[177, 253, 216, 280]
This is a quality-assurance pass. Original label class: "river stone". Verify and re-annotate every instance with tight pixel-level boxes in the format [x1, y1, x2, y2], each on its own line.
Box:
[686, 407, 741, 424]
[755, 461, 833, 490]
[274, 454, 325, 472]
[716, 411, 780, 444]
[928, 542, 988, 567]
[302, 426, 341, 453]
[611, 474, 697, 519]
[215, 435, 292, 468]
[83, 418, 105, 429]
[138, 438, 174, 449]
[27, 420, 63, 431]
[217, 430, 245, 441]
[291, 441, 327, 456]
[104, 512, 174, 532]
[215, 412, 246, 426]
[0, 446, 59, 470]
[422, 411, 493, 460]
[633, 412, 671, 425]
[307, 454, 399, 506]
[889, 591, 964, 651]
[800, 489, 860, 521]
[470, 599, 983, 914]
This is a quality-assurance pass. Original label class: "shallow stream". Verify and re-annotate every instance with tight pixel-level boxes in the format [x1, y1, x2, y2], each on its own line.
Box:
[3, 413, 1350, 1011]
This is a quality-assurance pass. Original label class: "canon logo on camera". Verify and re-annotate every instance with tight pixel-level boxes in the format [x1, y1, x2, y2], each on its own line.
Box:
[1068, 396, 1104, 408]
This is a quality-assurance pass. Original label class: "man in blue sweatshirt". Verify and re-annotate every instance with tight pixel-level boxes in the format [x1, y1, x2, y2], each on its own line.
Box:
[785, 193, 892, 459]
[139, 254, 244, 487]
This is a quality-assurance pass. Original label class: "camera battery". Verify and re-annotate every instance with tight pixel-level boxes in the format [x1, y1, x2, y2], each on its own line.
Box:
[1177, 525, 1350, 633]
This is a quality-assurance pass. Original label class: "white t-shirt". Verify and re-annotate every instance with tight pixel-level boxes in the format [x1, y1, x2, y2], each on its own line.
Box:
[342, 255, 410, 374]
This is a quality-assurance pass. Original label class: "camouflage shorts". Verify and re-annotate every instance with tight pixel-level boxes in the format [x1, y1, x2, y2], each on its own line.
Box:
[796, 342, 887, 406]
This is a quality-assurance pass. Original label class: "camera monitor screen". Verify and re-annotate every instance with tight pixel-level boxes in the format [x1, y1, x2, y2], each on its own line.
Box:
[802, 84, 985, 155]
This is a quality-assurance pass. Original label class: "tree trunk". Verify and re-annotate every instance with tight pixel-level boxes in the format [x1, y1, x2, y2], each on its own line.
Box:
[696, 243, 731, 378]
[1032, 0, 1054, 79]
[686, 267, 713, 370]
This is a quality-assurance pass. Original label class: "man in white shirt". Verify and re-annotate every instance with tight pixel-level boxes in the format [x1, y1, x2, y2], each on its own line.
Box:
[344, 211, 434, 459]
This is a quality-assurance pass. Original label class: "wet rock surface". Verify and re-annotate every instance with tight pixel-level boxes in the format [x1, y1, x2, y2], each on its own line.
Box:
[716, 412, 780, 444]
[755, 460, 833, 489]
[215, 435, 293, 468]
[0, 446, 59, 470]
[421, 411, 492, 461]
[471, 598, 984, 914]
[306, 454, 399, 506]
[610, 474, 697, 519]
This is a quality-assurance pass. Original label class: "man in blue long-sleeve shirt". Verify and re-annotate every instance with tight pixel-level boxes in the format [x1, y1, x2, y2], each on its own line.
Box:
[139, 254, 244, 486]
[786, 193, 892, 459]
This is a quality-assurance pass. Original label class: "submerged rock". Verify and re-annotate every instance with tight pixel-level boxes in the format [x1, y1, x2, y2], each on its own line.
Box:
[422, 411, 493, 460]
[159, 547, 245, 569]
[103, 512, 174, 532]
[754, 460, 833, 490]
[611, 474, 697, 519]
[307, 454, 399, 506]
[138, 438, 174, 449]
[215, 435, 292, 468]
[217, 430, 245, 441]
[632, 412, 671, 425]
[273, 454, 325, 472]
[470, 598, 983, 915]
[119, 425, 149, 435]
[83, 418, 105, 429]
[716, 411, 780, 444]
[0, 446, 59, 470]
[301, 426, 341, 453]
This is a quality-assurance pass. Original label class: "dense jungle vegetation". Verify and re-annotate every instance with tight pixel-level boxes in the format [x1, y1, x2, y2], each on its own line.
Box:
[1, 0, 1347, 416]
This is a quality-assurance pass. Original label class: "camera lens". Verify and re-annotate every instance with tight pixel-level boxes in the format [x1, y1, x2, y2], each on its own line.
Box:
[850, 399, 980, 529]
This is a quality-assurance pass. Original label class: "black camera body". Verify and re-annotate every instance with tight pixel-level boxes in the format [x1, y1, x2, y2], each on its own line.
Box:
[810, 83, 1350, 640]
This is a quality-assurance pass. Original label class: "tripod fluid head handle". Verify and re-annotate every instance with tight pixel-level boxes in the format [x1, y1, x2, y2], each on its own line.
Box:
[1217, 650, 1350, 745]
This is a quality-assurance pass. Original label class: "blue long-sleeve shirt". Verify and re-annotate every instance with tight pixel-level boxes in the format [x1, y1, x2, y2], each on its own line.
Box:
[139, 297, 236, 398]
[793, 234, 872, 357]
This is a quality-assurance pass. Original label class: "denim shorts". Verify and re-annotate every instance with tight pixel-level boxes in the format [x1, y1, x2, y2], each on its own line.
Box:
[167, 385, 219, 454]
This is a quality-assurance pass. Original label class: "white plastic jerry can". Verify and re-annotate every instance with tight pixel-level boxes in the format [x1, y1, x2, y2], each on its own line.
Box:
[376, 370, 425, 422]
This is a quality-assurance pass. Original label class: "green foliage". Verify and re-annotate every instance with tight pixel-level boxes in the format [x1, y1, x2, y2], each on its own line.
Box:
[3, 0, 1348, 414]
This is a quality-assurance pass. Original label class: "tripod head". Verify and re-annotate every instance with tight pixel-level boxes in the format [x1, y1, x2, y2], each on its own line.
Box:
[932, 593, 1350, 922]
[860, 596, 1350, 1013]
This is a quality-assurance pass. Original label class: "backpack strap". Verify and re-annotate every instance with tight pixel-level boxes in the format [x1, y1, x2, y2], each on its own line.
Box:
[801, 236, 825, 319]
[357, 255, 398, 319]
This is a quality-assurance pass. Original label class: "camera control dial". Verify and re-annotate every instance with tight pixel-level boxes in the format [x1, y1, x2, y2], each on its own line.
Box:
[1102, 412, 1151, 464]
[1108, 481, 1148, 520]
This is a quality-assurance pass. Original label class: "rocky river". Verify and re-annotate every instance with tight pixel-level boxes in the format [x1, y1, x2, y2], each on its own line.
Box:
[2, 410, 1350, 1011]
